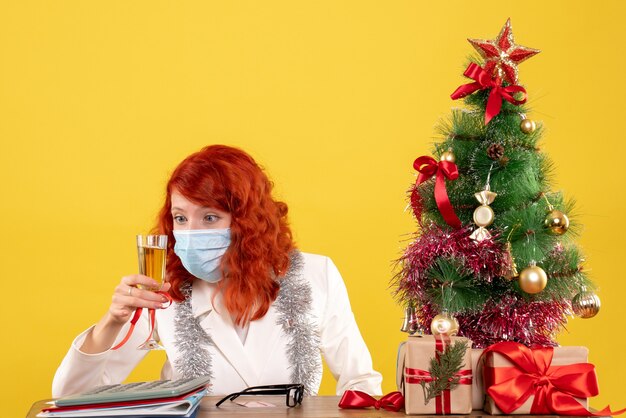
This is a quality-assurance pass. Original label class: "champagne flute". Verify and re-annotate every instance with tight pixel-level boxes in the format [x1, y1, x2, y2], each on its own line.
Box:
[136, 234, 168, 350]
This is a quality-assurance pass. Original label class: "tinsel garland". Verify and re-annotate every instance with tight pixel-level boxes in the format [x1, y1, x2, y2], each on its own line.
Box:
[396, 223, 509, 301]
[417, 296, 568, 348]
[173, 282, 215, 388]
[394, 223, 570, 348]
[173, 251, 320, 394]
[274, 251, 322, 395]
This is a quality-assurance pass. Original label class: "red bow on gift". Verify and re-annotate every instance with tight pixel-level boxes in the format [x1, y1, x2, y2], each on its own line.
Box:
[338, 390, 404, 412]
[450, 63, 527, 124]
[483, 341, 625, 416]
[411, 156, 462, 229]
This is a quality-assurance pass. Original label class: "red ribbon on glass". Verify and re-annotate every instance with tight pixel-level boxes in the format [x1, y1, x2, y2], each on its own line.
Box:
[338, 390, 404, 412]
[404, 335, 472, 414]
[411, 156, 462, 229]
[111, 291, 172, 350]
[483, 341, 626, 416]
[450, 63, 527, 124]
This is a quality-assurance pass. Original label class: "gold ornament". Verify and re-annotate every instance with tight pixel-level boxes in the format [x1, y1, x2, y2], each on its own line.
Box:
[572, 290, 601, 319]
[544, 209, 570, 235]
[400, 304, 421, 334]
[505, 263, 519, 281]
[430, 311, 460, 336]
[470, 186, 497, 242]
[503, 242, 519, 280]
[473, 204, 495, 226]
[518, 262, 547, 294]
[520, 118, 536, 134]
[440, 150, 456, 163]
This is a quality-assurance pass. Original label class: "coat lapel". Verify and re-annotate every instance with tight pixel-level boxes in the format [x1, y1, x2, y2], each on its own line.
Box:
[191, 280, 259, 387]
[243, 304, 285, 380]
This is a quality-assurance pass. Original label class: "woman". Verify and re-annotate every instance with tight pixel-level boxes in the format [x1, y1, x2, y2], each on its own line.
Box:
[53, 145, 382, 397]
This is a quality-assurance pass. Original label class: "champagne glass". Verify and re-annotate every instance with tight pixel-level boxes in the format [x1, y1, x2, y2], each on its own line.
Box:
[136, 234, 168, 350]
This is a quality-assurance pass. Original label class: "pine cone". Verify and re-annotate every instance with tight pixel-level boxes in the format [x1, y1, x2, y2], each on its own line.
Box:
[487, 143, 505, 160]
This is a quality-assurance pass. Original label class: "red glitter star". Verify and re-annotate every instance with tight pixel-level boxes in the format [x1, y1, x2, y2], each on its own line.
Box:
[468, 18, 540, 84]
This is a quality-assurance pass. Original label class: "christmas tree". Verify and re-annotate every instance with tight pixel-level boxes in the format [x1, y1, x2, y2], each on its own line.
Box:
[394, 19, 601, 348]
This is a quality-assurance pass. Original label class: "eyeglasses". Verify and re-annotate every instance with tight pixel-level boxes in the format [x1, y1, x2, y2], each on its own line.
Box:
[216, 384, 304, 407]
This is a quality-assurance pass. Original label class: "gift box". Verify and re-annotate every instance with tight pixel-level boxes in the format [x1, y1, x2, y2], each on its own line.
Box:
[470, 348, 485, 410]
[397, 335, 473, 415]
[483, 342, 591, 415]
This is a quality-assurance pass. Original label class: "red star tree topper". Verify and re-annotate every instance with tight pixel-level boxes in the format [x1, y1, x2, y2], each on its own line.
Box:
[468, 18, 540, 84]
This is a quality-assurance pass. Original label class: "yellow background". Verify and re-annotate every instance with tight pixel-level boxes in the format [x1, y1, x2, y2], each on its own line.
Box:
[2, 1, 625, 416]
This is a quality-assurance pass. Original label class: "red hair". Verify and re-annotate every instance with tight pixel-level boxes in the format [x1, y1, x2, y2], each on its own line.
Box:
[154, 145, 295, 325]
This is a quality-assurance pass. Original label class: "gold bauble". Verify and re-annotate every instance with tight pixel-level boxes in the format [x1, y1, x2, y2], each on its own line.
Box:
[520, 118, 536, 134]
[440, 150, 456, 163]
[544, 209, 570, 235]
[430, 312, 460, 336]
[518, 264, 547, 294]
[572, 291, 601, 319]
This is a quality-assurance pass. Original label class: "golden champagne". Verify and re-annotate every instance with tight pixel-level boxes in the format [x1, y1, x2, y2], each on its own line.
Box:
[137, 245, 166, 289]
[135, 234, 168, 350]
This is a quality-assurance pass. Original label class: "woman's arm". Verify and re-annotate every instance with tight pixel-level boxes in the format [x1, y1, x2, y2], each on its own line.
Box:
[52, 274, 171, 397]
[318, 257, 383, 395]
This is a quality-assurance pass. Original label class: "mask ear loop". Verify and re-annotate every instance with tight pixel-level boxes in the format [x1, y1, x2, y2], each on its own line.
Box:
[112, 290, 172, 350]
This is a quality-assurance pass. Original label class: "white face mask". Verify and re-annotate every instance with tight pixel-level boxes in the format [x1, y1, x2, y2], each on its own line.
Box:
[173, 229, 231, 282]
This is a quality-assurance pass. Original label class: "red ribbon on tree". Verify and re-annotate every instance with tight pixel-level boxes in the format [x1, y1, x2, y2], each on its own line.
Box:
[450, 63, 527, 124]
[403, 335, 472, 414]
[338, 390, 404, 412]
[411, 156, 462, 229]
[483, 341, 626, 416]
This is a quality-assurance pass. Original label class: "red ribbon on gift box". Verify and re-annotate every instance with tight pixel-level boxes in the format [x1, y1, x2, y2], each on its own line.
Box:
[450, 63, 527, 124]
[405, 367, 472, 414]
[411, 156, 462, 229]
[338, 390, 404, 412]
[483, 341, 626, 416]
[404, 335, 472, 414]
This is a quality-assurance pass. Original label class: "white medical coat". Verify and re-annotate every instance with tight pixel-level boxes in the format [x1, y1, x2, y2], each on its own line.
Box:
[52, 253, 382, 397]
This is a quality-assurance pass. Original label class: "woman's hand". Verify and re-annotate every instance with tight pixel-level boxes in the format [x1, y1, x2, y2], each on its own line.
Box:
[109, 274, 172, 325]
[80, 275, 172, 354]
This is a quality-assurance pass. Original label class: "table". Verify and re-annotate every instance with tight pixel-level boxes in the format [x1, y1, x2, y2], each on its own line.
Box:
[26, 396, 563, 418]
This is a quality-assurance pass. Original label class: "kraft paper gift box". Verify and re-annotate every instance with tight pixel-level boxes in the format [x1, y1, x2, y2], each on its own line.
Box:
[483, 344, 589, 415]
[398, 335, 473, 415]
[471, 348, 485, 410]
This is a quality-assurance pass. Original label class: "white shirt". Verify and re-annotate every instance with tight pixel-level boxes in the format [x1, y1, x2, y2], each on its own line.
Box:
[52, 252, 382, 397]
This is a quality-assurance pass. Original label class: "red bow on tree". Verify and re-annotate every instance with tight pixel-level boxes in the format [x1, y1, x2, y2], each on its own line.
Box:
[338, 390, 404, 412]
[411, 156, 462, 229]
[450, 63, 527, 124]
[483, 341, 625, 416]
